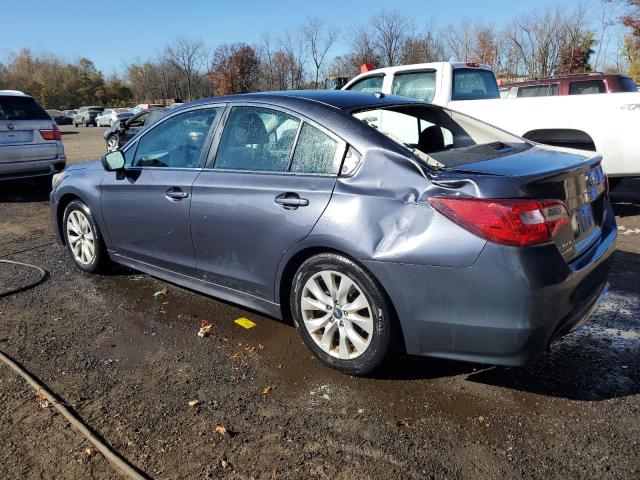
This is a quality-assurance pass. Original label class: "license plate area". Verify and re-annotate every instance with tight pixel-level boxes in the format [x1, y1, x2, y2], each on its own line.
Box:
[0, 130, 33, 144]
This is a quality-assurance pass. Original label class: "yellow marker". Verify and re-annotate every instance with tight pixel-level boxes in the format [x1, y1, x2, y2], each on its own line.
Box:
[234, 317, 256, 329]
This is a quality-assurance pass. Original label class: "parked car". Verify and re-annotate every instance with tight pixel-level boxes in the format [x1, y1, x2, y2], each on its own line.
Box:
[342, 62, 640, 183]
[46, 109, 71, 125]
[51, 91, 615, 375]
[96, 108, 133, 127]
[63, 110, 77, 123]
[1, 90, 66, 184]
[103, 108, 166, 151]
[73, 106, 104, 127]
[499, 73, 638, 98]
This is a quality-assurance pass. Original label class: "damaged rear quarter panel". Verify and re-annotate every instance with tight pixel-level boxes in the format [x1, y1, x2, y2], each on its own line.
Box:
[300, 148, 487, 267]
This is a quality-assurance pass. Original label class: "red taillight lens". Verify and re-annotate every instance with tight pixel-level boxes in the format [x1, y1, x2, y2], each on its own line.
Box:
[428, 197, 570, 247]
[40, 124, 61, 141]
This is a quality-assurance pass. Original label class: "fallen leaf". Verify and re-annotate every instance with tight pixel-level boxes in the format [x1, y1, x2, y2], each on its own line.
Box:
[84, 447, 96, 457]
[214, 425, 227, 437]
[33, 390, 50, 409]
[260, 386, 272, 395]
[478, 416, 486, 423]
[188, 400, 200, 407]
[197, 320, 213, 338]
[396, 419, 410, 427]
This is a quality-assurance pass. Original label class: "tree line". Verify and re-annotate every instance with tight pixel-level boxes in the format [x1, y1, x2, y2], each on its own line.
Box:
[1, 2, 638, 109]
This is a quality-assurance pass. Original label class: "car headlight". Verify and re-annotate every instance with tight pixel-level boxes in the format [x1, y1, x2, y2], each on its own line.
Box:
[52, 172, 66, 190]
[621, 103, 640, 111]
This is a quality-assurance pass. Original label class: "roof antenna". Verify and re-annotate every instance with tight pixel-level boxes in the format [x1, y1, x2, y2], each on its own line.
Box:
[373, 92, 385, 99]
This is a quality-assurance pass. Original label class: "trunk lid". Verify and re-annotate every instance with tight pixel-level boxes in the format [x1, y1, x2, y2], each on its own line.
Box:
[444, 145, 606, 261]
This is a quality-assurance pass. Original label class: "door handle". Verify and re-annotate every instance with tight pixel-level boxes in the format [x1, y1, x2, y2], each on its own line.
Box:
[275, 192, 309, 210]
[165, 188, 189, 201]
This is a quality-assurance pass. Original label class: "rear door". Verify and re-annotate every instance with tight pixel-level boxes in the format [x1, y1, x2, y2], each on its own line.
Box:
[0, 95, 58, 165]
[101, 106, 222, 275]
[190, 105, 346, 300]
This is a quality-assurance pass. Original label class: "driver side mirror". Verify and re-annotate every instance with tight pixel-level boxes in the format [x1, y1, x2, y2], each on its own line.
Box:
[102, 150, 125, 171]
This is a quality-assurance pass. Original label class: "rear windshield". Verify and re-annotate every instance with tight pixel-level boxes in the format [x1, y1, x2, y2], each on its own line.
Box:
[452, 68, 500, 101]
[0, 96, 49, 121]
[621, 77, 638, 92]
[353, 104, 529, 167]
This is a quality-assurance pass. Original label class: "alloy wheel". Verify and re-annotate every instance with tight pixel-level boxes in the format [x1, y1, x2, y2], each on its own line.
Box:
[300, 270, 374, 359]
[66, 210, 95, 265]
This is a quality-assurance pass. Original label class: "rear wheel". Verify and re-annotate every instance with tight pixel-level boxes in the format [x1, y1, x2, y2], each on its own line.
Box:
[62, 200, 109, 273]
[290, 253, 395, 375]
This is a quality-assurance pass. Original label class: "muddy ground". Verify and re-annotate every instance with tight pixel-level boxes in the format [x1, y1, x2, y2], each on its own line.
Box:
[0, 126, 638, 479]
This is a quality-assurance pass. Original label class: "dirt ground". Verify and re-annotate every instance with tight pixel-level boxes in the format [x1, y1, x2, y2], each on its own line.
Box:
[0, 126, 639, 479]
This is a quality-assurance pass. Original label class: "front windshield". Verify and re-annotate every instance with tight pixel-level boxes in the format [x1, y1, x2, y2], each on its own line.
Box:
[352, 104, 531, 167]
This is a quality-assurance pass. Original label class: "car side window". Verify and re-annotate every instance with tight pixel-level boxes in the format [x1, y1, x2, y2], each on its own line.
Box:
[129, 113, 147, 128]
[347, 75, 384, 93]
[290, 123, 340, 174]
[392, 71, 436, 102]
[214, 106, 300, 172]
[131, 108, 219, 169]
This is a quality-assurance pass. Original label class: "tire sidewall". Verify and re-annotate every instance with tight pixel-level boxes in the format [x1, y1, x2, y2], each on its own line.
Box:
[290, 254, 393, 375]
[62, 200, 105, 273]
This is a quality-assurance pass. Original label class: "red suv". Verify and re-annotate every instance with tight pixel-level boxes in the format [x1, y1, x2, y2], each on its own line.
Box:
[499, 73, 637, 98]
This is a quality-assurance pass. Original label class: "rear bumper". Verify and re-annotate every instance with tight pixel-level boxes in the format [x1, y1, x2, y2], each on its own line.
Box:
[0, 156, 66, 181]
[362, 202, 617, 366]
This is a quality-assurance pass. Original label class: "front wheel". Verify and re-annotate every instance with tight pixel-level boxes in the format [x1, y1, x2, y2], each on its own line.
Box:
[62, 200, 109, 273]
[290, 253, 396, 375]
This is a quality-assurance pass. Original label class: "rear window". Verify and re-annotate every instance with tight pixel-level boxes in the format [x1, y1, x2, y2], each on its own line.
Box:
[0, 96, 49, 120]
[620, 77, 638, 92]
[516, 84, 559, 98]
[392, 71, 436, 102]
[569, 80, 605, 95]
[452, 68, 500, 100]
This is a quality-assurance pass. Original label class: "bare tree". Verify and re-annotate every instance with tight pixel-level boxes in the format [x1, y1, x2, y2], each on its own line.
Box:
[303, 17, 338, 88]
[371, 10, 411, 66]
[401, 25, 446, 64]
[503, 6, 593, 78]
[164, 36, 207, 101]
[280, 28, 308, 89]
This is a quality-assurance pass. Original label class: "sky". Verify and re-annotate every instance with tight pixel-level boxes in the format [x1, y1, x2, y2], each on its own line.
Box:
[0, 0, 600, 75]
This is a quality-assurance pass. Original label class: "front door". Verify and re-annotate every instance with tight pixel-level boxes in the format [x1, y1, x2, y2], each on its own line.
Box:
[190, 105, 346, 300]
[101, 106, 221, 275]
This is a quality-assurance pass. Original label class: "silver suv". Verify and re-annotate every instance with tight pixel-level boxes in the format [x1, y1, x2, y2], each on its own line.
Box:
[0, 90, 66, 183]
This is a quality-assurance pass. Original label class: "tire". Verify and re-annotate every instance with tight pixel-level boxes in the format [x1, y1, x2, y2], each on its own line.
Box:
[62, 200, 109, 273]
[290, 253, 395, 375]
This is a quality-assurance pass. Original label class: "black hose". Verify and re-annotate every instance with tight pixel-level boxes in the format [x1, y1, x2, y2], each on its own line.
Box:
[0, 259, 49, 298]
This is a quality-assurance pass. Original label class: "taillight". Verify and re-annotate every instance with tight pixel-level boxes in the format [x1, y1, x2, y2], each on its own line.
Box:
[40, 124, 61, 141]
[428, 197, 570, 247]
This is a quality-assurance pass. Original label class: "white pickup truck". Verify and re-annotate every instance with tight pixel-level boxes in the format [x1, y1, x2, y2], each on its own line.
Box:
[342, 62, 640, 182]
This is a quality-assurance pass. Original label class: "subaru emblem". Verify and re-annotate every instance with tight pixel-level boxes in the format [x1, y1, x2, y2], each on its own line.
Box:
[587, 172, 599, 187]
[7, 123, 14, 130]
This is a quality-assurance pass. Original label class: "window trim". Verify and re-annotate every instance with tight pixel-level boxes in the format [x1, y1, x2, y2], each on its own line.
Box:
[121, 104, 225, 171]
[204, 102, 347, 177]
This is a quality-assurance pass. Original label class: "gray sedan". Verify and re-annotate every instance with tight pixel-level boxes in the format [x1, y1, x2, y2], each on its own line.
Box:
[49, 91, 616, 375]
